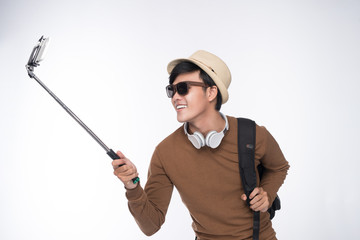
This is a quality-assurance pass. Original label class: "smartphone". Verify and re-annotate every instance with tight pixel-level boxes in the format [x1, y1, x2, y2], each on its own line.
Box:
[27, 36, 50, 67]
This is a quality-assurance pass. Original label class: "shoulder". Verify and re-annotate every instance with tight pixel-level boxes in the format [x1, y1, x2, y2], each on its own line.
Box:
[232, 116, 274, 155]
[256, 124, 271, 142]
[152, 124, 190, 161]
[254, 123, 284, 161]
[157, 125, 185, 149]
[229, 116, 270, 140]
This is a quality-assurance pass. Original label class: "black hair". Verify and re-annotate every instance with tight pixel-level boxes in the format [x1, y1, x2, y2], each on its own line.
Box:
[169, 61, 222, 111]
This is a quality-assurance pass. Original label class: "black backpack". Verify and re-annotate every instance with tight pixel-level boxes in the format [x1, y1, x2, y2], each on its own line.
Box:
[237, 118, 281, 240]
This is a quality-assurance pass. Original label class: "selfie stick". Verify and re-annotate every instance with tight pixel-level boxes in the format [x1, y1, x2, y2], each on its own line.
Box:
[26, 36, 139, 184]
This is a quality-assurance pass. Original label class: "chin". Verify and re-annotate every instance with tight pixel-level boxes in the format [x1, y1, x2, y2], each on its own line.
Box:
[176, 112, 190, 123]
[176, 115, 186, 123]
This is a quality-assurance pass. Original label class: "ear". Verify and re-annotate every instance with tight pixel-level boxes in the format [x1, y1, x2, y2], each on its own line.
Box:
[207, 86, 218, 102]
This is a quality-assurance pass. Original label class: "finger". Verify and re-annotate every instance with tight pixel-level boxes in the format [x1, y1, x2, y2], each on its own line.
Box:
[114, 169, 133, 179]
[114, 163, 132, 174]
[249, 191, 265, 205]
[115, 169, 139, 182]
[112, 159, 126, 169]
[114, 167, 131, 178]
[260, 206, 269, 212]
[251, 193, 269, 212]
[249, 187, 261, 199]
[124, 172, 139, 180]
[114, 162, 137, 175]
[250, 196, 266, 209]
[252, 200, 268, 212]
[251, 188, 268, 202]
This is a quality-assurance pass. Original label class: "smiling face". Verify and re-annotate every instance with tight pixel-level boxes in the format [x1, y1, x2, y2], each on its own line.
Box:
[171, 70, 217, 124]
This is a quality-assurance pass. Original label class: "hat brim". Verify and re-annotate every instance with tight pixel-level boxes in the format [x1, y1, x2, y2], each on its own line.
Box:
[167, 58, 229, 103]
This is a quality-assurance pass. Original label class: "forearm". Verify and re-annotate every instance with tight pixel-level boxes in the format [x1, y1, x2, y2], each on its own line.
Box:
[259, 163, 289, 204]
[126, 183, 170, 236]
[256, 126, 290, 204]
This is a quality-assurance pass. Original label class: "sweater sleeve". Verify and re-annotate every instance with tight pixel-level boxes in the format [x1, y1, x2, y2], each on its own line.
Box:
[256, 126, 290, 205]
[126, 147, 174, 236]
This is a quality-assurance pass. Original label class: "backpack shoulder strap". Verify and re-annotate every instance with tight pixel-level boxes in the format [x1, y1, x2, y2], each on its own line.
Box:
[237, 117, 257, 200]
[237, 117, 260, 240]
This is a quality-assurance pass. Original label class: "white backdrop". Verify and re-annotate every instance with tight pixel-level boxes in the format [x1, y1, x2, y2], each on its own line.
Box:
[1, 1, 359, 239]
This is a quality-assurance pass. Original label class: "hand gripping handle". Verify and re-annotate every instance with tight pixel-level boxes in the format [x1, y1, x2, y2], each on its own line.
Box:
[107, 149, 140, 184]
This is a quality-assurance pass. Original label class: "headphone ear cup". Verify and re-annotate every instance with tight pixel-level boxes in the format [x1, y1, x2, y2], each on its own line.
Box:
[188, 131, 205, 149]
[206, 131, 224, 149]
[205, 131, 217, 147]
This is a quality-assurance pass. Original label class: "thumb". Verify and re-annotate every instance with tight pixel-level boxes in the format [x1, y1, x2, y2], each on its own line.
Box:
[241, 194, 247, 201]
[116, 150, 126, 159]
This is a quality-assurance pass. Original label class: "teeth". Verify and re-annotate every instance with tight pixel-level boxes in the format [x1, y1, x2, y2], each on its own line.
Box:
[176, 105, 187, 109]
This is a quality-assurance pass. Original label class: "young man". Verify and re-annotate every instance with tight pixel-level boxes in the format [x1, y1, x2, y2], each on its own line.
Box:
[112, 50, 289, 240]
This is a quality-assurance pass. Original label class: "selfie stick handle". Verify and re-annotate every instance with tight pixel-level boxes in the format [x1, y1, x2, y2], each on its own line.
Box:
[107, 149, 140, 184]
[26, 68, 139, 184]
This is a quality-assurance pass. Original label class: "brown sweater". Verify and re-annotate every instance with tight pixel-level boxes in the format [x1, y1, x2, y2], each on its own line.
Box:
[126, 116, 289, 240]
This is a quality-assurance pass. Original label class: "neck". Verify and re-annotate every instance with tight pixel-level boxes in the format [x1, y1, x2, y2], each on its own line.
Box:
[188, 111, 226, 136]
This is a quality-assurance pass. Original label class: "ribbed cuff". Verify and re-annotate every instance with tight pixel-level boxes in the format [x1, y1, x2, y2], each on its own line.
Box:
[125, 182, 144, 201]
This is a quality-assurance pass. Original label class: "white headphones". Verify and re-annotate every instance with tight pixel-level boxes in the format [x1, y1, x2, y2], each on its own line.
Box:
[184, 112, 229, 149]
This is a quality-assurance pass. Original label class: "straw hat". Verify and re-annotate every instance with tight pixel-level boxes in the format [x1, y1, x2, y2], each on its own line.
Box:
[167, 50, 231, 104]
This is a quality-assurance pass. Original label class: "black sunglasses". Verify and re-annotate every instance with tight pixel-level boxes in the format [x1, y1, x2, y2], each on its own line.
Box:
[166, 81, 208, 98]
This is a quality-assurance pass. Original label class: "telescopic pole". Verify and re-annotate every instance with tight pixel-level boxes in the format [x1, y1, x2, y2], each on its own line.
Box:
[26, 66, 139, 184]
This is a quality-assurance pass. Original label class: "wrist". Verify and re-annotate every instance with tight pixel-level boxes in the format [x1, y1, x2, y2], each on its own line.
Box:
[124, 181, 139, 190]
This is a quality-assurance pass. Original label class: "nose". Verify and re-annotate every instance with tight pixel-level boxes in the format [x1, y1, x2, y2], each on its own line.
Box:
[172, 91, 183, 106]
[172, 90, 180, 99]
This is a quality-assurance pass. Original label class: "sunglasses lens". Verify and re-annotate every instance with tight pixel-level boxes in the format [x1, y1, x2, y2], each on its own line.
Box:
[177, 82, 189, 95]
[166, 82, 192, 98]
[166, 85, 174, 98]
